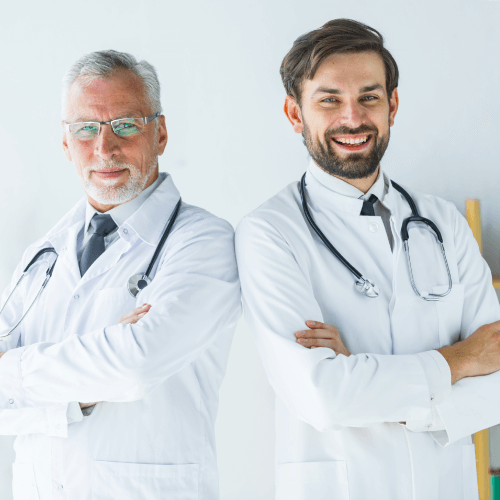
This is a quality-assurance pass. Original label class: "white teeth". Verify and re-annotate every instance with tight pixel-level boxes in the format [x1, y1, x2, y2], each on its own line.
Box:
[335, 136, 368, 145]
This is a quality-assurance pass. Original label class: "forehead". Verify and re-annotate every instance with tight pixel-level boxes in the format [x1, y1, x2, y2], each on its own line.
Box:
[305, 51, 387, 96]
[65, 69, 149, 120]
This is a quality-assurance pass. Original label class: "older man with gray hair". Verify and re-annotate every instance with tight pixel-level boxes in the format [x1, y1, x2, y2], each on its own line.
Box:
[0, 50, 241, 500]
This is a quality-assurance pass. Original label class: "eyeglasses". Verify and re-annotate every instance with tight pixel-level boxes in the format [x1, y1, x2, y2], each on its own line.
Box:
[65, 112, 160, 141]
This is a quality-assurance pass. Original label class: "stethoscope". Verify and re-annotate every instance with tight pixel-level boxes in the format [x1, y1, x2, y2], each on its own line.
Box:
[299, 173, 452, 301]
[0, 198, 182, 340]
[0, 247, 58, 340]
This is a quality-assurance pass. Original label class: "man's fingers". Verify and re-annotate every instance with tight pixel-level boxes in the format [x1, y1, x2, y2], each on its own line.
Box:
[295, 328, 336, 339]
[297, 337, 338, 350]
[305, 320, 331, 330]
[118, 304, 151, 324]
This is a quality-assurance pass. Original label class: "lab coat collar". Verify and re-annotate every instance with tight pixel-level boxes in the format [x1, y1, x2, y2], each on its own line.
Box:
[122, 172, 181, 246]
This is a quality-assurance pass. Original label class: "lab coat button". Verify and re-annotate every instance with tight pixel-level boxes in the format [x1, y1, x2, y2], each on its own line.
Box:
[123, 228, 128, 234]
[430, 395, 435, 401]
[8, 399, 14, 404]
[369, 223, 379, 233]
[57, 484, 63, 490]
[74, 295, 79, 300]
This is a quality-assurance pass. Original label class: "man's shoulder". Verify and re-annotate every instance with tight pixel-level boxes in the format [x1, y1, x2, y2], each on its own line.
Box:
[175, 201, 235, 236]
[389, 180, 459, 221]
[236, 181, 301, 238]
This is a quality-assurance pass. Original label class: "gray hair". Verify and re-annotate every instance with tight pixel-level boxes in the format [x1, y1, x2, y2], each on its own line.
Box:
[61, 50, 162, 119]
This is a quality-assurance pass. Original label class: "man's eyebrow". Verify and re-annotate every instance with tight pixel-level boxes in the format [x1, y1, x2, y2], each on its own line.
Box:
[311, 84, 385, 97]
[360, 84, 384, 93]
[312, 87, 343, 97]
[70, 112, 141, 123]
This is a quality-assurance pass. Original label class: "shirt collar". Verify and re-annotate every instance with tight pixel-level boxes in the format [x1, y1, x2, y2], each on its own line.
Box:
[308, 158, 388, 205]
[83, 174, 164, 233]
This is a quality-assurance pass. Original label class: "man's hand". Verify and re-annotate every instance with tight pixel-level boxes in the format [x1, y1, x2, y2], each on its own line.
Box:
[438, 320, 500, 384]
[295, 321, 351, 356]
[118, 303, 152, 325]
[78, 304, 153, 409]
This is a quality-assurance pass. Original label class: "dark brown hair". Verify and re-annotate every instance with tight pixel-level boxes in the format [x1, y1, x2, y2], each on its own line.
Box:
[280, 19, 399, 104]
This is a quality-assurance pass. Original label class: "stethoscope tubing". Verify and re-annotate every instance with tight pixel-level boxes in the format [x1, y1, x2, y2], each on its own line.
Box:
[300, 174, 363, 281]
[299, 172, 452, 301]
[0, 248, 58, 339]
[145, 198, 182, 278]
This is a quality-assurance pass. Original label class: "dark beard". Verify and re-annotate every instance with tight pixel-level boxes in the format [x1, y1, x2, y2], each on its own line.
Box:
[302, 122, 390, 180]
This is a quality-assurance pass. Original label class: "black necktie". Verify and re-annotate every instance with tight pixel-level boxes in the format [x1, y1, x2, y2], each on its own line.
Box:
[79, 214, 117, 276]
[360, 194, 378, 216]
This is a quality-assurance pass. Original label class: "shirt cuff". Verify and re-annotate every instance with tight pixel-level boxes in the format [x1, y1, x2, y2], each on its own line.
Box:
[0, 346, 28, 409]
[405, 351, 451, 433]
[66, 401, 84, 424]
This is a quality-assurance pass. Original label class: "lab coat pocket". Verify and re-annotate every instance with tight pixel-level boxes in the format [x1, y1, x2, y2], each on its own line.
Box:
[462, 444, 479, 500]
[91, 461, 199, 500]
[433, 284, 465, 347]
[12, 463, 40, 500]
[90, 287, 137, 331]
[276, 460, 349, 500]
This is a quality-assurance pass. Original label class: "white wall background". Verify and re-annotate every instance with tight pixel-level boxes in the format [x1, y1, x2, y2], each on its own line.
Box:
[0, 0, 499, 498]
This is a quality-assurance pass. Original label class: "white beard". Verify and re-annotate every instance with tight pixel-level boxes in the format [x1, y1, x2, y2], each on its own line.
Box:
[79, 158, 157, 205]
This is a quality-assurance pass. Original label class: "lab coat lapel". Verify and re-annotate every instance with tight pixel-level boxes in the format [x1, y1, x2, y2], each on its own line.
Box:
[45, 199, 86, 286]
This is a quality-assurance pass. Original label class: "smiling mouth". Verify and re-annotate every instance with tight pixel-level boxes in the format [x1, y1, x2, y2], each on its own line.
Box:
[332, 135, 372, 147]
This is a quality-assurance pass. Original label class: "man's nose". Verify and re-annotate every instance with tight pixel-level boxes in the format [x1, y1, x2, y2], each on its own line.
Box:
[338, 99, 366, 128]
[94, 124, 121, 159]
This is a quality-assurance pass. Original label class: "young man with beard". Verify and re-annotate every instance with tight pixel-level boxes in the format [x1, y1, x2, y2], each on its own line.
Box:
[0, 50, 240, 500]
[236, 19, 500, 500]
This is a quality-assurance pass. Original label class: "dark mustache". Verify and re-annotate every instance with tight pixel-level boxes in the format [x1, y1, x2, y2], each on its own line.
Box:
[327, 125, 377, 137]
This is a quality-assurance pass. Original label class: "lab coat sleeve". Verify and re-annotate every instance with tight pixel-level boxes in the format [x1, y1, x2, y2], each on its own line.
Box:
[0, 258, 83, 437]
[423, 206, 500, 446]
[0, 216, 241, 405]
[235, 215, 437, 432]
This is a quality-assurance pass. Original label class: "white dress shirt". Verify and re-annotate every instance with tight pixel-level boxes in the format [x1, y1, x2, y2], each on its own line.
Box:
[0, 172, 241, 500]
[308, 161, 393, 250]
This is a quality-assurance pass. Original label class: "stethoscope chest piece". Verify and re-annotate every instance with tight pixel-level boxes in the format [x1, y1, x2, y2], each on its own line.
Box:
[127, 274, 152, 297]
[355, 277, 380, 298]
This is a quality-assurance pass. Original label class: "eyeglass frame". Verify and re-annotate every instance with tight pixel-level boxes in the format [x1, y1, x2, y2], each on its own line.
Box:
[64, 112, 161, 139]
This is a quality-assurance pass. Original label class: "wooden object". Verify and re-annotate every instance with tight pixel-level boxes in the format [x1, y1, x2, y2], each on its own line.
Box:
[465, 199, 492, 500]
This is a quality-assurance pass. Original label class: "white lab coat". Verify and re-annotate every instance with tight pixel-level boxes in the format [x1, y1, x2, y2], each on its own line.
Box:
[0, 173, 241, 500]
[235, 167, 500, 500]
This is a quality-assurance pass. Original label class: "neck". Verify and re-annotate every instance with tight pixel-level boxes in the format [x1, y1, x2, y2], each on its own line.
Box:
[331, 165, 380, 194]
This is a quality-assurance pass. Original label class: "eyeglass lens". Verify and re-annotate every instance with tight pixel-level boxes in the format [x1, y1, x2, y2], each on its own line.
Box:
[68, 118, 146, 141]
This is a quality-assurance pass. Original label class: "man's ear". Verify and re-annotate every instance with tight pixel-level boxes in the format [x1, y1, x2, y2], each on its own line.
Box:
[157, 115, 168, 156]
[62, 122, 72, 161]
[389, 88, 399, 127]
[284, 95, 304, 134]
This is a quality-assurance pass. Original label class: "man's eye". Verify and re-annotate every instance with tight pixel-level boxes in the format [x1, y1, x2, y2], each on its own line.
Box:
[116, 122, 134, 129]
[322, 98, 338, 103]
[361, 96, 378, 102]
[81, 125, 98, 132]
